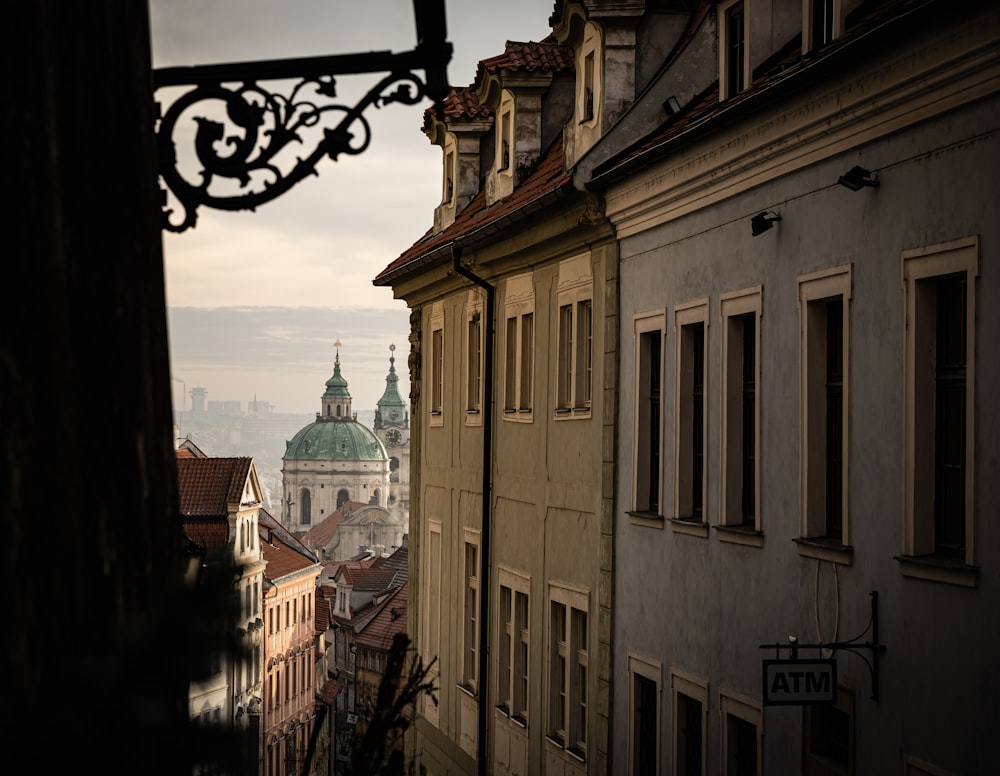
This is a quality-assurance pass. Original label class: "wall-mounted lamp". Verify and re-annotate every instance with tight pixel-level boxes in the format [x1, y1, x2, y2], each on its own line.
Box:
[751, 211, 781, 236]
[838, 165, 879, 191]
[663, 95, 681, 115]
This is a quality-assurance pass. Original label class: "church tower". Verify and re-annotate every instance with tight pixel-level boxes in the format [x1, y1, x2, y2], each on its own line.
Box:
[373, 344, 410, 524]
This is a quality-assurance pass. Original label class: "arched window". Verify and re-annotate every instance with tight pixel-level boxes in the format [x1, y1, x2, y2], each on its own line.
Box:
[300, 489, 312, 525]
[389, 457, 400, 483]
[337, 489, 349, 509]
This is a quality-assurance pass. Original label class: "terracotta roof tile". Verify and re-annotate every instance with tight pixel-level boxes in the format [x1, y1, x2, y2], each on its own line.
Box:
[315, 595, 331, 631]
[261, 528, 318, 580]
[176, 457, 253, 517]
[316, 677, 344, 704]
[374, 133, 573, 284]
[475, 38, 574, 84]
[302, 501, 368, 551]
[355, 584, 408, 651]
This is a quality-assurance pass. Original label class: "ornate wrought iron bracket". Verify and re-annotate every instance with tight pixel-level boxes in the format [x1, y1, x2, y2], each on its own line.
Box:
[153, 2, 451, 232]
[760, 590, 886, 701]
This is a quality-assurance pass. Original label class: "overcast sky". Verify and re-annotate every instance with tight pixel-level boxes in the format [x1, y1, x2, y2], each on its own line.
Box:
[150, 1, 555, 414]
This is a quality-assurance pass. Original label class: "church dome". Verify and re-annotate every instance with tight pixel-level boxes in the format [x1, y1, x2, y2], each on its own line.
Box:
[284, 417, 387, 462]
[283, 341, 388, 463]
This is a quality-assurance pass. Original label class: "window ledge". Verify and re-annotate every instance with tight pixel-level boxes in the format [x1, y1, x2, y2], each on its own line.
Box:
[465, 409, 480, 415]
[795, 537, 854, 565]
[669, 518, 710, 539]
[456, 682, 478, 699]
[895, 555, 979, 588]
[627, 511, 665, 529]
[715, 524, 764, 548]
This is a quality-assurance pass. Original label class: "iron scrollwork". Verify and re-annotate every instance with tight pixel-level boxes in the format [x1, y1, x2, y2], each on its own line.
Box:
[154, 0, 451, 232]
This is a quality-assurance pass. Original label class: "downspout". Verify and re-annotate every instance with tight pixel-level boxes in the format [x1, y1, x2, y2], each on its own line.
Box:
[452, 246, 494, 776]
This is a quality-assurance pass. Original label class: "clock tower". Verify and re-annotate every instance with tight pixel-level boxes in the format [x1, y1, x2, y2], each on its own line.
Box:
[374, 345, 410, 524]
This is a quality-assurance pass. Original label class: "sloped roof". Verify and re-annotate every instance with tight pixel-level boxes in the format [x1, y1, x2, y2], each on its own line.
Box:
[302, 500, 368, 551]
[475, 37, 574, 85]
[373, 133, 573, 285]
[316, 676, 344, 705]
[589, 0, 936, 187]
[371, 543, 408, 581]
[354, 584, 408, 652]
[261, 526, 319, 581]
[337, 565, 401, 592]
[428, 85, 492, 122]
[315, 594, 331, 632]
[177, 456, 254, 517]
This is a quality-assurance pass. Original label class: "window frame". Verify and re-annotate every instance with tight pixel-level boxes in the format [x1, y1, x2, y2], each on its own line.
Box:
[796, 265, 852, 564]
[461, 529, 481, 693]
[503, 273, 535, 422]
[673, 298, 710, 536]
[631, 310, 667, 525]
[555, 256, 594, 418]
[720, 688, 762, 776]
[719, 287, 763, 546]
[899, 236, 978, 587]
[628, 653, 661, 776]
[496, 567, 531, 725]
[671, 668, 709, 776]
[719, 0, 749, 100]
[465, 291, 485, 424]
[546, 584, 590, 761]
[802, 0, 842, 56]
[429, 306, 445, 426]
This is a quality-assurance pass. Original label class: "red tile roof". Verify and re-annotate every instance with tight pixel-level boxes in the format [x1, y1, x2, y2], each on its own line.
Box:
[302, 500, 367, 551]
[315, 595, 331, 632]
[374, 133, 573, 285]
[355, 584, 408, 651]
[261, 528, 318, 580]
[475, 38, 574, 85]
[176, 457, 254, 517]
[338, 566, 400, 592]
[316, 676, 344, 705]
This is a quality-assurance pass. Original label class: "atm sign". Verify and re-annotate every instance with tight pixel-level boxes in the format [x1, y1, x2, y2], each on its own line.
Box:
[762, 659, 837, 705]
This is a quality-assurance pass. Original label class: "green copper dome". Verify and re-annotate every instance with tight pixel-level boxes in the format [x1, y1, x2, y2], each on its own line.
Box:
[283, 342, 387, 462]
[284, 417, 387, 462]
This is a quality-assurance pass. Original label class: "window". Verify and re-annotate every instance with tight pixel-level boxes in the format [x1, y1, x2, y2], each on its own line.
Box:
[499, 107, 512, 172]
[720, 288, 762, 543]
[720, 689, 762, 776]
[430, 306, 444, 425]
[797, 266, 852, 563]
[632, 311, 666, 521]
[497, 569, 529, 724]
[299, 488, 311, 526]
[900, 237, 978, 586]
[556, 255, 594, 416]
[503, 273, 535, 421]
[581, 51, 595, 123]
[628, 654, 661, 776]
[803, 684, 853, 775]
[465, 292, 484, 422]
[720, 0, 748, 100]
[462, 533, 480, 691]
[674, 299, 709, 532]
[444, 149, 455, 205]
[548, 586, 589, 759]
[804, 0, 840, 54]
[671, 669, 708, 776]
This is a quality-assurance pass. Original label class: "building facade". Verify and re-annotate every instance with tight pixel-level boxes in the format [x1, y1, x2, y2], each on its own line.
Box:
[373, 11, 637, 772]
[583, 1, 1000, 775]
[259, 512, 323, 776]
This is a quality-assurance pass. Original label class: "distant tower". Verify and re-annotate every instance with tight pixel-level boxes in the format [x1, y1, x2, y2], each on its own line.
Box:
[190, 386, 207, 413]
[280, 341, 392, 535]
[373, 344, 410, 524]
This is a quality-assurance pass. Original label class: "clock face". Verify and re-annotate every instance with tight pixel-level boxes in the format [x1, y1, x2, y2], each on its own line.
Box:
[386, 429, 402, 447]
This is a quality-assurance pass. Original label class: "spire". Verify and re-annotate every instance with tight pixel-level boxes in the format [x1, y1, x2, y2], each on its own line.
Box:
[321, 339, 352, 420]
[375, 344, 407, 429]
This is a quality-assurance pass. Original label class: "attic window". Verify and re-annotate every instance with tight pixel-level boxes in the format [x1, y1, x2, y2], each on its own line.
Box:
[444, 149, 455, 204]
[581, 52, 595, 123]
[720, 0, 747, 100]
[498, 109, 512, 172]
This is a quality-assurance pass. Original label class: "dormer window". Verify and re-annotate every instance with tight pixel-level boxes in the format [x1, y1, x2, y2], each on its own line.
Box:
[720, 0, 747, 100]
[444, 148, 456, 205]
[581, 52, 595, 123]
[804, 0, 840, 54]
[497, 95, 514, 172]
